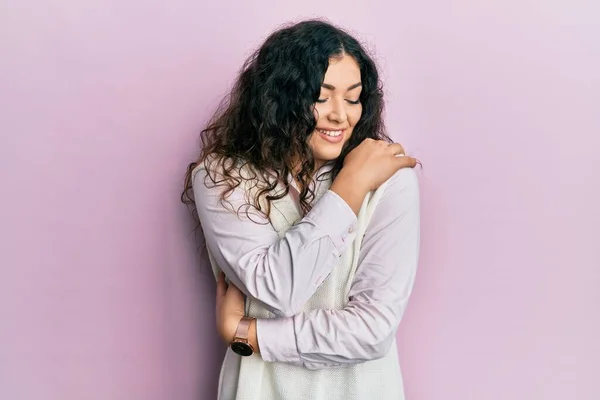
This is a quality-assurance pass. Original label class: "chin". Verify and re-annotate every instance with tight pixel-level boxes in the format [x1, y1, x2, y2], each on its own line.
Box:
[309, 134, 350, 166]
[312, 148, 343, 163]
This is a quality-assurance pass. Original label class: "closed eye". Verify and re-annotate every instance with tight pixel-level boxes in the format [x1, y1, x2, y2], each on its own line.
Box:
[316, 98, 361, 104]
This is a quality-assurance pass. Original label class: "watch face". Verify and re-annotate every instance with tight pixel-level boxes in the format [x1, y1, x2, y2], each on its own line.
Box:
[231, 341, 253, 357]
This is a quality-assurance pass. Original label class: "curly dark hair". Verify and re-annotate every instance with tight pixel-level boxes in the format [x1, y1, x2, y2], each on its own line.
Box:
[181, 19, 391, 222]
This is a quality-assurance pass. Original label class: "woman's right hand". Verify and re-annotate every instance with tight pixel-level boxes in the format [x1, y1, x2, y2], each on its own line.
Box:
[342, 139, 417, 192]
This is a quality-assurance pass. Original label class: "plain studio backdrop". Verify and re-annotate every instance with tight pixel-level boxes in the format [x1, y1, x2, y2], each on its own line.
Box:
[1, 1, 598, 399]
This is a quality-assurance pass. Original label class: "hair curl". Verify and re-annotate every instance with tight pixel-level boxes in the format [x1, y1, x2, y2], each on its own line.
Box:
[181, 19, 391, 222]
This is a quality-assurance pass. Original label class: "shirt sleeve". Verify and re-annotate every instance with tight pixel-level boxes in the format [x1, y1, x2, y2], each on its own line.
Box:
[257, 168, 420, 369]
[192, 165, 358, 318]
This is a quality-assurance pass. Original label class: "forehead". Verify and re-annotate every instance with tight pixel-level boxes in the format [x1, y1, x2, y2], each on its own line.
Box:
[323, 55, 361, 85]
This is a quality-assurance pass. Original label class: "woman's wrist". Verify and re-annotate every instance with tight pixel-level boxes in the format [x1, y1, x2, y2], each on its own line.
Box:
[220, 315, 243, 344]
[248, 318, 260, 354]
[330, 169, 370, 215]
[223, 316, 260, 355]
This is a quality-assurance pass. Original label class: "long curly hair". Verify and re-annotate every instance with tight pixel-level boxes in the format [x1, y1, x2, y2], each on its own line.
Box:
[181, 19, 391, 222]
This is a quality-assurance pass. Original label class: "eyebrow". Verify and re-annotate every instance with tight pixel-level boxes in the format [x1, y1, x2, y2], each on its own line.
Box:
[321, 82, 362, 91]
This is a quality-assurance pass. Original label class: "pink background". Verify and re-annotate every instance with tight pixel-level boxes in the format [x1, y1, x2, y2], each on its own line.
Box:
[1, 1, 599, 399]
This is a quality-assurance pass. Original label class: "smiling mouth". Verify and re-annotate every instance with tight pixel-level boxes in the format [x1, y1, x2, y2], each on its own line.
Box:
[316, 128, 345, 137]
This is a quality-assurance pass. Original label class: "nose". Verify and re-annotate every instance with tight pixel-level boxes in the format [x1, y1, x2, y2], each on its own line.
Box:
[327, 99, 348, 124]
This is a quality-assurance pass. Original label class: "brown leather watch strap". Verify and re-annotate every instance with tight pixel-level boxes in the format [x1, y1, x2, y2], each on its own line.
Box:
[233, 317, 254, 342]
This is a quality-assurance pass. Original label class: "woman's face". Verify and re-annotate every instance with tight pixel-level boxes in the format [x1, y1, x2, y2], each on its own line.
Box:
[309, 54, 363, 169]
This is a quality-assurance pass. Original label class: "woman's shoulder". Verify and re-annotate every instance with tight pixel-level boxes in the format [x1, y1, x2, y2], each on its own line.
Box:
[191, 155, 246, 186]
[379, 167, 420, 204]
[390, 167, 419, 187]
[378, 167, 419, 194]
[191, 155, 278, 199]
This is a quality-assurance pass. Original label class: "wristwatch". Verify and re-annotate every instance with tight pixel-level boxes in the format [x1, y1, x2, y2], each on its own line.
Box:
[230, 317, 255, 356]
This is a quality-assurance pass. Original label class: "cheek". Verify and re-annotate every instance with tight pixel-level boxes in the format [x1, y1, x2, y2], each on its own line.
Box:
[349, 106, 363, 127]
[313, 104, 324, 123]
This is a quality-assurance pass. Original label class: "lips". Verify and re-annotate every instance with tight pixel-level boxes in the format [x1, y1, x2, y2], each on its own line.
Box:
[316, 128, 344, 137]
[316, 128, 346, 143]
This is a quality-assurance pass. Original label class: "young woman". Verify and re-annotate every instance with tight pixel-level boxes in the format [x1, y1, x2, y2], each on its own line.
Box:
[182, 19, 420, 400]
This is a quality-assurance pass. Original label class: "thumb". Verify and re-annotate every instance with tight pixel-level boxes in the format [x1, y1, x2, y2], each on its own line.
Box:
[395, 154, 418, 168]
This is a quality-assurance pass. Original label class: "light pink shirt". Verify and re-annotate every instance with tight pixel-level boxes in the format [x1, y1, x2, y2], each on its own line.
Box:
[193, 165, 420, 370]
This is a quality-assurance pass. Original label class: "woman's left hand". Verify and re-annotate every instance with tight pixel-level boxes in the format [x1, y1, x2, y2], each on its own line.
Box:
[215, 272, 246, 344]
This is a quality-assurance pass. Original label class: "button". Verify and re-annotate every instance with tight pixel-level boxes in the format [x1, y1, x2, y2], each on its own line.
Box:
[348, 225, 355, 234]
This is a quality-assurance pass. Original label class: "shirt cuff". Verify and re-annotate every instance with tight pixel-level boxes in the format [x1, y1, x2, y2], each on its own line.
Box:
[256, 317, 301, 365]
[304, 190, 358, 254]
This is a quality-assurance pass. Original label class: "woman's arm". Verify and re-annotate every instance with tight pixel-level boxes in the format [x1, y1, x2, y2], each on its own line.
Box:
[195, 142, 416, 318]
[193, 165, 360, 318]
[219, 168, 420, 369]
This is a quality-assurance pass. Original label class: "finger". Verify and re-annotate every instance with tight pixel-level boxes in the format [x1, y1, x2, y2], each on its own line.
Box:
[387, 143, 405, 156]
[395, 155, 418, 168]
[216, 271, 227, 297]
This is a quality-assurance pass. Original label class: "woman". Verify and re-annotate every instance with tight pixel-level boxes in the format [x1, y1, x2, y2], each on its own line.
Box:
[182, 19, 420, 400]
